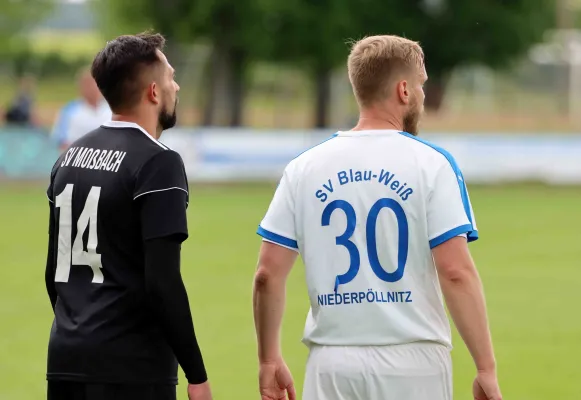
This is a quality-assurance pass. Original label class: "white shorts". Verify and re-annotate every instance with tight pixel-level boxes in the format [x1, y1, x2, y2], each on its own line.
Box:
[302, 342, 453, 400]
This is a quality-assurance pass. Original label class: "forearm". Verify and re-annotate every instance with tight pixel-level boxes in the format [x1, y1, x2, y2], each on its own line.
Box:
[441, 270, 496, 372]
[144, 238, 207, 384]
[45, 262, 57, 311]
[253, 267, 287, 363]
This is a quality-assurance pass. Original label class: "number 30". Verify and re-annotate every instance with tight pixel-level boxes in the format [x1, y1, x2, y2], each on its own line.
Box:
[321, 198, 409, 292]
[54, 184, 104, 283]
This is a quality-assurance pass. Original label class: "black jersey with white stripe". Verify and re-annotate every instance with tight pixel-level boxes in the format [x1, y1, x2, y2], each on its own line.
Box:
[45, 121, 189, 384]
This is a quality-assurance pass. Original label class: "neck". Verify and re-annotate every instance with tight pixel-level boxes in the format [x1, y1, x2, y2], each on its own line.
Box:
[85, 98, 99, 109]
[352, 109, 403, 132]
[111, 113, 159, 139]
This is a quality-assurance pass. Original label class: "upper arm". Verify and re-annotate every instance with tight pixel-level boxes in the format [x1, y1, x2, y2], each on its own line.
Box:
[134, 150, 190, 242]
[432, 236, 477, 281]
[256, 168, 298, 251]
[256, 241, 299, 283]
[427, 160, 478, 249]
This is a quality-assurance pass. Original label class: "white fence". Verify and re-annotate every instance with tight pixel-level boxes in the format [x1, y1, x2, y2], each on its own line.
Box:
[161, 128, 581, 184]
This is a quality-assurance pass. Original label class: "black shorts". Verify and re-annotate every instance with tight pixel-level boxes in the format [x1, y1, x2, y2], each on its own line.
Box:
[47, 381, 176, 400]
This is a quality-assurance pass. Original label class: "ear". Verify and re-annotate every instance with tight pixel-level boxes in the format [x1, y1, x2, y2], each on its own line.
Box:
[397, 80, 410, 105]
[146, 82, 160, 105]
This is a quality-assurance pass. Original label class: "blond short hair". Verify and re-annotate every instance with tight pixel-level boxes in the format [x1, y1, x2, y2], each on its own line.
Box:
[347, 35, 424, 106]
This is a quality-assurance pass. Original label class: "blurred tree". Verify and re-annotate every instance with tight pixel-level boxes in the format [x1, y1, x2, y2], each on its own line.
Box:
[98, 0, 555, 127]
[97, 0, 271, 127]
[259, 0, 354, 128]
[190, 0, 274, 127]
[266, 0, 556, 125]
[348, 0, 557, 110]
[0, 0, 55, 67]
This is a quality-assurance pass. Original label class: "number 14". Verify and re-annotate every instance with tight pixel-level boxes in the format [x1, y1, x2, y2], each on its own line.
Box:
[54, 184, 103, 283]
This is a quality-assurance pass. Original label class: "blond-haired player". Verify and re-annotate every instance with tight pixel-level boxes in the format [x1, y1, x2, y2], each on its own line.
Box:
[252, 35, 502, 400]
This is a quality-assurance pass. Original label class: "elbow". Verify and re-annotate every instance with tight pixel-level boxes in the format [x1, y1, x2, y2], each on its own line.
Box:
[254, 267, 270, 292]
[253, 266, 278, 293]
[438, 262, 478, 284]
[144, 275, 172, 301]
[253, 242, 296, 294]
[144, 280, 160, 303]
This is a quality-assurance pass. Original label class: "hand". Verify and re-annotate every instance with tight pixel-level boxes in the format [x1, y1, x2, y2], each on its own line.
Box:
[259, 359, 296, 400]
[187, 381, 212, 400]
[473, 370, 502, 400]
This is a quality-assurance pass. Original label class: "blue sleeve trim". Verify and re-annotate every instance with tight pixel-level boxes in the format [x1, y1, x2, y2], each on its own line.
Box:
[398, 131, 478, 240]
[467, 229, 479, 242]
[429, 224, 473, 249]
[257, 226, 298, 249]
[53, 100, 80, 145]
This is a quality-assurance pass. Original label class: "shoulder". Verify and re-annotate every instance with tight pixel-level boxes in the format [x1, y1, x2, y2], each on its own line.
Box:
[285, 133, 339, 175]
[396, 131, 462, 174]
[150, 148, 184, 164]
[139, 148, 185, 175]
[58, 100, 82, 117]
[133, 149, 188, 199]
[49, 152, 65, 178]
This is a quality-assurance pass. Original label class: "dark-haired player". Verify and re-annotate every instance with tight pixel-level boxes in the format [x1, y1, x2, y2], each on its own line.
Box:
[44, 32, 212, 400]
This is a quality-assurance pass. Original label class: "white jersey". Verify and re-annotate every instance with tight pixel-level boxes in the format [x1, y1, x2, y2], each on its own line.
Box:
[52, 99, 112, 147]
[257, 129, 478, 349]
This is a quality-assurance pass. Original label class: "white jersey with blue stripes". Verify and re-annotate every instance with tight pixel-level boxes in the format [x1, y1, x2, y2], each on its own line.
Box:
[257, 129, 478, 348]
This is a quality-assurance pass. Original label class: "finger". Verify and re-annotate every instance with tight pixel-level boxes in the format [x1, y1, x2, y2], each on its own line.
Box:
[485, 389, 501, 400]
[287, 383, 297, 400]
[482, 383, 501, 399]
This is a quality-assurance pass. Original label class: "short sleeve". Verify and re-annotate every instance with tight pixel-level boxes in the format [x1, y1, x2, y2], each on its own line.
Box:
[257, 169, 298, 251]
[46, 156, 62, 204]
[134, 150, 189, 242]
[46, 180, 55, 234]
[46, 181, 54, 204]
[427, 162, 478, 248]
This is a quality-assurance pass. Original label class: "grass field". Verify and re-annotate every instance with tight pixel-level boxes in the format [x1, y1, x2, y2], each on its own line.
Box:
[0, 183, 580, 400]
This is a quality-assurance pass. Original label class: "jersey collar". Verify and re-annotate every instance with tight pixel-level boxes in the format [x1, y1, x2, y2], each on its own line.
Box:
[335, 129, 401, 137]
[102, 121, 168, 150]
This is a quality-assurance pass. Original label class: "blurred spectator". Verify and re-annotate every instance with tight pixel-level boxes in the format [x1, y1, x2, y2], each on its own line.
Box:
[51, 67, 111, 150]
[4, 75, 38, 127]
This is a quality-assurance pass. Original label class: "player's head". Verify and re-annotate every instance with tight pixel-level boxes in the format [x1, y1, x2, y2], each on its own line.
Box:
[91, 31, 180, 133]
[77, 67, 101, 106]
[347, 35, 426, 135]
[18, 74, 36, 94]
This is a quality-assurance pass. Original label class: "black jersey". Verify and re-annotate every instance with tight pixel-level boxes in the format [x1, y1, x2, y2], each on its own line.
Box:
[45, 121, 189, 384]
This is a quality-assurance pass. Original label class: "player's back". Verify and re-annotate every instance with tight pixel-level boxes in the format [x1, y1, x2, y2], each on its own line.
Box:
[268, 129, 477, 348]
[46, 121, 186, 384]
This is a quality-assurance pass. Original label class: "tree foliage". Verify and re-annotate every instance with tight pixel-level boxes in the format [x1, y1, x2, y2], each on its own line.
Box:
[99, 0, 275, 126]
[97, 0, 557, 125]
[346, 0, 557, 109]
[0, 0, 55, 57]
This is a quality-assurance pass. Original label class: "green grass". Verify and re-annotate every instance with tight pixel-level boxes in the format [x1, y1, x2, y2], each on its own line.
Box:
[0, 183, 580, 399]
